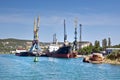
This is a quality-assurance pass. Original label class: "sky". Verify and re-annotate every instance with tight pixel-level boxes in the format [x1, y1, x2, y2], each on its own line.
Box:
[0, 0, 120, 45]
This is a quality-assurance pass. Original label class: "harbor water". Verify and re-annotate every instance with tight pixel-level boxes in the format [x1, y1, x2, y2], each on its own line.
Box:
[0, 54, 120, 80]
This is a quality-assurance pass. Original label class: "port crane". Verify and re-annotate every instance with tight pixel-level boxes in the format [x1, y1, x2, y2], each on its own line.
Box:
[29, 16, 41, 58]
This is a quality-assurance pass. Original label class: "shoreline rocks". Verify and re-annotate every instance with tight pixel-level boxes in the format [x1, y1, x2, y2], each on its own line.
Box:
[83, 53, 104, 64]
[103, 59, 120, 65]
[82, 53, 120, 65]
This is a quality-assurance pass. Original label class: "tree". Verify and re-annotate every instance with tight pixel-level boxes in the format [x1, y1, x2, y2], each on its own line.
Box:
[107, 50, 120, 60]
[92, 40, 101, 53]
[108, 37, 111, 48]
[95, 40, 100, 47]
[112, 44, 120, 48]
[78, 44, 93, 55]
[102, 38, 107, 51]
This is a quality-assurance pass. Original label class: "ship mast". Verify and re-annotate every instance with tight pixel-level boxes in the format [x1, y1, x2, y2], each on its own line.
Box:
[64, 19, 67, 43]
[53, 33, 57, 44]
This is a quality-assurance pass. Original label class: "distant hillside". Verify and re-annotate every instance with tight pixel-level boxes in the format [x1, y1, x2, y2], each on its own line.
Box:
[0, 38, 64, 53]
[0, 38, 32, 53]
[0, 38, 97, 54]
[0, 38, 31, 42]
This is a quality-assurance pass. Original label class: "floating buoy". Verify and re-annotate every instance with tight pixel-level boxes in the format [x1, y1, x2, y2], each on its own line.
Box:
[34, 56, 38, 62]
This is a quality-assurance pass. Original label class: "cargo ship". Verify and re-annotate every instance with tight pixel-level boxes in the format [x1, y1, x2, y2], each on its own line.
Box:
[46, 45, 78, 58]
[46, 19, 78, 58]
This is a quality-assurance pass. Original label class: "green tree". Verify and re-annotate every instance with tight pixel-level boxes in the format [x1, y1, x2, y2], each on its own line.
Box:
[102, 38, 107, 50]
[107, 50, 120, 61]
[92, 40, 101, 53]
[108, 37, 111, 48]
[78, 44, 93, 55]
[112, 44, 120, 48]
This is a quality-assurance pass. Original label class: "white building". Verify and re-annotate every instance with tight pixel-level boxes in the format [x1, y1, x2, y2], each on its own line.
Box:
[106, 48, 120, 54]
[79, 41, 91, 48]
[16, 49, 27, 53]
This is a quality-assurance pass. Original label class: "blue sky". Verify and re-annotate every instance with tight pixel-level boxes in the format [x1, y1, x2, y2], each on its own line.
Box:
[0, 0, 120, 45]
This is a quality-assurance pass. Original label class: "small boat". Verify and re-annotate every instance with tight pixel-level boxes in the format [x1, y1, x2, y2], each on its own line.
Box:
[46, 46, 77, 58]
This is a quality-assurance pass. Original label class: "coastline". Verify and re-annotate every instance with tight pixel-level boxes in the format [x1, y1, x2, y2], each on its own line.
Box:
[103, 58, 120, 65]
[78, 55, 120, 65]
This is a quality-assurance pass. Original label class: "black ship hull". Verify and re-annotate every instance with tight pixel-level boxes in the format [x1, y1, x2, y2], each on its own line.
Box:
[15, 52, 41, 57]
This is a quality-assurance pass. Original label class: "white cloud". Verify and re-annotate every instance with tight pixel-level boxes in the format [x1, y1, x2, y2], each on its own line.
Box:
[59, 12, 120, 26]
[40, 16, 64, 26]
[40, 12, 120, 28]
[0, 10, 120, 28]
[0, 14, 32, 25]
[81, 14, 120, 26]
